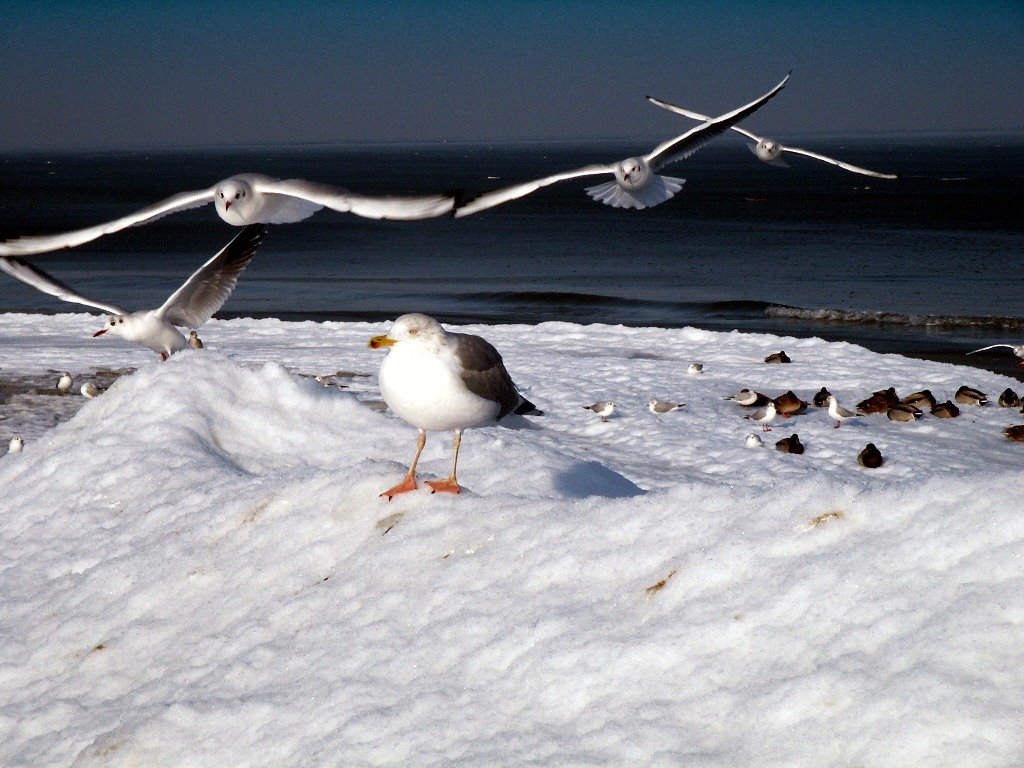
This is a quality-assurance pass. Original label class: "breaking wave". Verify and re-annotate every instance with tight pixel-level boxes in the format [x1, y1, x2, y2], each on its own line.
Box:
[766, 306, 1024, 331]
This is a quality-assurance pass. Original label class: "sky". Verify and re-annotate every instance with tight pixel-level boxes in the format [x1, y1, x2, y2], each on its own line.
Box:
[1, 0, 1022, 151]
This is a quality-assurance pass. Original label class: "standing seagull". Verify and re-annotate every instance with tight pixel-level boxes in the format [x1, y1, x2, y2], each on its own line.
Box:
[745, 400, 778, 432]
[454, 73, 790, 216]
[827, 395, 859, 428]
[967, 344, 1024, 368]
[0, 225, 266, 359]
[584, 401, 616, 422]
[369, 313, 541, 499]
[0, 174, 457, 257]
[646, 96, 897, 179]
[56, 372, 73, 393]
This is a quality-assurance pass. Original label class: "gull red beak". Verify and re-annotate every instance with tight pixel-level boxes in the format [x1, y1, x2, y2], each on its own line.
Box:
[224, 200, 232, 210]
[93, 328, 107, 337]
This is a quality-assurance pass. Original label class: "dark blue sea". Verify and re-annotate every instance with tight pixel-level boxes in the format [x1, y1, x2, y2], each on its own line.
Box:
[1, 137, 1022, 377]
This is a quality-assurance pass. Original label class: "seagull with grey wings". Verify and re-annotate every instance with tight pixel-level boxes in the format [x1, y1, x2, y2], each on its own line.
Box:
[0, 174, 457, 257]
[0, 225, 266, 359]
[454, 72, 791, 216]
[967, 343, 1024, 367]
[369, 313, 542, 498]
[645, 94, 897, 179]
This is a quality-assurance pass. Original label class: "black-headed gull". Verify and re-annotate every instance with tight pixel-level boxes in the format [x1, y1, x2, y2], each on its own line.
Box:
[584, 401, 616, 422]
[725, 388, 771, 408]
[646, 95, 897, 179]
[0, 174, 457, 257]
[967, 344, 1024, 367]
[369, 313, 541, 499]
[0, 225, 266, 360]
[454, 73, 790, 216]
[648, 399, 684, 414]
[826, 395, 858, 428]
[745, 401, 777, 431]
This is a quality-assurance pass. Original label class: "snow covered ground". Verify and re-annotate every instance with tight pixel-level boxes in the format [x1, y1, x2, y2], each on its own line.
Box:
[1, 312, 1022, 766]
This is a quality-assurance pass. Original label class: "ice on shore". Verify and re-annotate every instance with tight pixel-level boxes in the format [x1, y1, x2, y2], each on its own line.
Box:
[1, 313, 1022, 766]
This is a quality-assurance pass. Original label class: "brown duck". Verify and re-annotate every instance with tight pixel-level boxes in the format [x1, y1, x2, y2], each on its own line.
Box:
[812, 387, 832, 407]
[1005, 425, 1024, 443]
[856, 387, 899, 414]
[997, 388, 1021, 408]
[764, 350, 791, 364]
[930, 401, 960, 418]
[901, 389, 936, 409]
[857, 443, 884, 468]
[954, 386, 987, 406]
[773, 390, 808, 416]
[775, 434, 804, 454]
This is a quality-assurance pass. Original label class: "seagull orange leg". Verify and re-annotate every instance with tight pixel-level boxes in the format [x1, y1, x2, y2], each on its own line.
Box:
[381, 430, 427, 500]
[426, 431, 463, 495]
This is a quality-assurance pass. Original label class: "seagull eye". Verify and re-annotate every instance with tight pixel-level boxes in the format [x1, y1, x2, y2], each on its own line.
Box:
[409, 328, 418, 335]
[235, 193, 240, 199]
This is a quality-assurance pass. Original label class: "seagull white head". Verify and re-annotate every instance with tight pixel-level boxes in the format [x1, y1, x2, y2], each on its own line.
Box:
[94, 314, 129, 339]
[369, 313, 446, 350]
[613, 158, 652, 190]
[755, 139, 783, 162]
[215, 178, 256, 224]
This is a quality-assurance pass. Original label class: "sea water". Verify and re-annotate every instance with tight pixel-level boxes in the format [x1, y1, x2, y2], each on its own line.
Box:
[0, 137, 1021, 376]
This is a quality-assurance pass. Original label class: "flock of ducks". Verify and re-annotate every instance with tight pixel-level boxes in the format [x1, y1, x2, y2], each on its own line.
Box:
[575, 347, 1024, 471]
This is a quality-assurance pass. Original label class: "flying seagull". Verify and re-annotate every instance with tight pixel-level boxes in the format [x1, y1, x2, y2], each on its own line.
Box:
[454, 72, 791, 216]
[0, 225, 266, 359]
[967, 344, 1024, 367]
[0, 174, 457, 257]
[645, 95, 897, 179]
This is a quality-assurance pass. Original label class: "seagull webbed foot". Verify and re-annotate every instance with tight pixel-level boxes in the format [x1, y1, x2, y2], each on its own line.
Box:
[426, 478, 462, 495]
[380, 475, 418, 500]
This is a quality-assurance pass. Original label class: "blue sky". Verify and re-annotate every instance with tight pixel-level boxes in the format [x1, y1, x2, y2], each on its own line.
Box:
[2, 1, 1022, 150]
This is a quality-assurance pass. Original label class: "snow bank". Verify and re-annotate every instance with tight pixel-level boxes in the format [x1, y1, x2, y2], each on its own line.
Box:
[1, 318, 1022, 766]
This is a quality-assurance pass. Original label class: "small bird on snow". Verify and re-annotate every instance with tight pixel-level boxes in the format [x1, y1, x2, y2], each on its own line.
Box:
[649, 399, 684, 414]
[81, 382, 102, 398]
[584, 401, 616, 422]
[858, 443, 884, 468]
[56, 372, 73, 392]
[745, 400, 778, 431]
[8, 437, 24, 453]
[827, 395, 858, 428]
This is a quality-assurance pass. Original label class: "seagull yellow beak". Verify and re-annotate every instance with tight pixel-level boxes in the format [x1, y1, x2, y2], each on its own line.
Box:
[369, 335, 395, 349]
